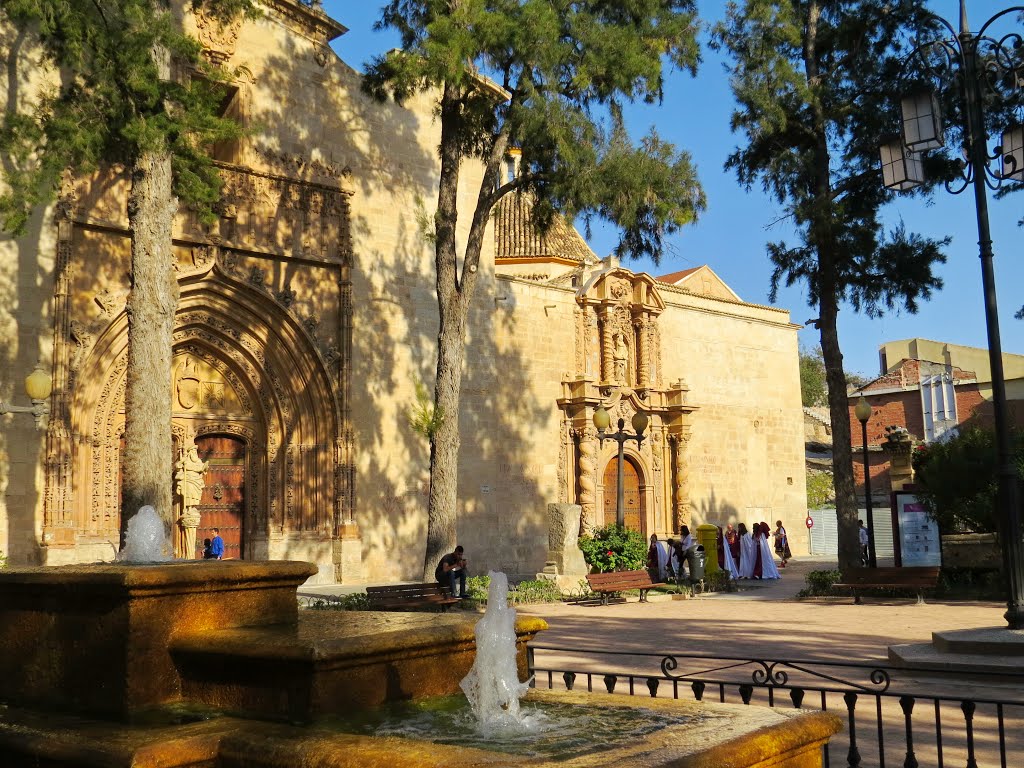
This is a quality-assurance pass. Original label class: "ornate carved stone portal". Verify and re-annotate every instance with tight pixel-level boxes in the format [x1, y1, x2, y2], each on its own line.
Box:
[39, 163, 357, 582]
[558, 267, 698, 536]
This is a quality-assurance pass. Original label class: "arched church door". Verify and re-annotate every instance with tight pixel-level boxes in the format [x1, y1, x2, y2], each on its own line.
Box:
[195, 435, 246, 559]
[603, 457, 644, 532]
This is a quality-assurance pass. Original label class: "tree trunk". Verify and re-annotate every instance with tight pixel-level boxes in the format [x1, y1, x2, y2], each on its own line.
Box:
[122, 151, 179, 529]
[803, 0, 860, 571]
[819, 295, 861, 571]
[422, 84, 470, 581]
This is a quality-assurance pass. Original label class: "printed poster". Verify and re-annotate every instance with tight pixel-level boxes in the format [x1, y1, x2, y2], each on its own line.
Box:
[895, 494, 941, 567]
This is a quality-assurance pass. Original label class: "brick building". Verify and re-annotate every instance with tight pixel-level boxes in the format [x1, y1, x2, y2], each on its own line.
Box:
[848, 338, 1024, 503]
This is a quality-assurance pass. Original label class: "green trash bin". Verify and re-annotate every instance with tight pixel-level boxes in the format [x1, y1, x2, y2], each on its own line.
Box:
[695, 524, 720, 576]
[688, 545, 706, 581]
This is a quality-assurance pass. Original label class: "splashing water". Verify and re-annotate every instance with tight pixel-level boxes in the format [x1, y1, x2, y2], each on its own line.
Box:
[116, 506, 173, 563]
[459, 571, 536, 732]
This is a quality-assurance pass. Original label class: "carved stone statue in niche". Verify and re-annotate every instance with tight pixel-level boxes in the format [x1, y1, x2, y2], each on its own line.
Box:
[174, 443, 209, 559]
[612, 332, 629, 384]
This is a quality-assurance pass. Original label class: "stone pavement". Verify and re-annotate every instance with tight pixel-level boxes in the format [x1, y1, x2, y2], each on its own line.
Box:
[516, 557, 1019, 697]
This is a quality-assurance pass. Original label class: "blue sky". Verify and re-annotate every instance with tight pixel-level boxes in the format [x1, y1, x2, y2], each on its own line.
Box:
[323, 0, 1023, 380]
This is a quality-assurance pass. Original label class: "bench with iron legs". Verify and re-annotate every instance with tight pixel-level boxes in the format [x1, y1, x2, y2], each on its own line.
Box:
[833, 566, 941, 604]
[364, 582, 461, 611]
[586, 569, 666, 605]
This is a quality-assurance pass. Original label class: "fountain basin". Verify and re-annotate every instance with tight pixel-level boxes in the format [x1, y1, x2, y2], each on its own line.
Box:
[0, 560, 316, 719]
[173, 610, 546, 722]
[0, 688, 841, 767]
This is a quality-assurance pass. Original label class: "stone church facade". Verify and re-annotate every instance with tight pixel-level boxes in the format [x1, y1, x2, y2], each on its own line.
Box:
[1, 0, 806, 583]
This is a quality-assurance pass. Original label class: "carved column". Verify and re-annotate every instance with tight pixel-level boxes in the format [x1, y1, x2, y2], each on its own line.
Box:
[577, 426, 599, 534]
[635, 316, 649, 388]
[43, 193, 77, 549]
[669, 432, 691, 532]
[601, 308, 614, 383]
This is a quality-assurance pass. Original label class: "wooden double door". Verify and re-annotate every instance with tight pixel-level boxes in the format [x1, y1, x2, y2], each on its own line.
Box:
[602, 457, 644, 532]
[194, 435, 246, 559]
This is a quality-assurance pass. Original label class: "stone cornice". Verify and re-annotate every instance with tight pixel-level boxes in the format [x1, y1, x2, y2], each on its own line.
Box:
[263, 0, 347, 45]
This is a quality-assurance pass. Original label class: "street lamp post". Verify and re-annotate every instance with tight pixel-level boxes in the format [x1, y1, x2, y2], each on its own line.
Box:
[592, 407, 649, 527]
[855, 396, 877, 568]
[879, 1, 1024, 628]
[0, 364, 52, 430]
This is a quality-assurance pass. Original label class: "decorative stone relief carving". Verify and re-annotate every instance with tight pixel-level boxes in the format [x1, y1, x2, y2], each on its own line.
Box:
[175, 357, 202, 410]
[193, 6, 242, 65]
[94, 288, 127, 317]
[276, 288, 296, 308]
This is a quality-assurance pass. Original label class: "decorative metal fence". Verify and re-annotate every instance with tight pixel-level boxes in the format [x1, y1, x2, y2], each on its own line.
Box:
[527, 645, 1024, 767]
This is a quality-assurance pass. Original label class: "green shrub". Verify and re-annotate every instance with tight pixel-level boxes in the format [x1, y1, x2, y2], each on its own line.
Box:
[913, 427, 1024, 533]
[466, 574, 490, 600]
[578, 524, 648, 572]
[510, 578, 563, 604]
[305, 593, 369, 611]
[798, 569, 842, 597]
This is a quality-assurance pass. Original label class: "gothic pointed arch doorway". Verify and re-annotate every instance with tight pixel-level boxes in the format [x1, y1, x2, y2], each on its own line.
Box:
[602, 456, 645, 533]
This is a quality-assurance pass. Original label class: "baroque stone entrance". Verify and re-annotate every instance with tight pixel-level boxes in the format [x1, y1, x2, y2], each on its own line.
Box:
[557, 265, 699, 537]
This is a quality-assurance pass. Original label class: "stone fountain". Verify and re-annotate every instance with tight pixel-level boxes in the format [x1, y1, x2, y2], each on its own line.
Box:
[0, 557, 840, 767]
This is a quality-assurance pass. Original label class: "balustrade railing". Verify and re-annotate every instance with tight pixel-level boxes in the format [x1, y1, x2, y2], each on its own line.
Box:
[527, 645, 1023, 767]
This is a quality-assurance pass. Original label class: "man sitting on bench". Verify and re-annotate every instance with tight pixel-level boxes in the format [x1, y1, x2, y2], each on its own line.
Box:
[435, 545, 469, 598]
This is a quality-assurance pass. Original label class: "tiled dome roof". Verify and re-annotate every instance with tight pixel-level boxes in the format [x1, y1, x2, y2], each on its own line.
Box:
[493, 192, 596, 264]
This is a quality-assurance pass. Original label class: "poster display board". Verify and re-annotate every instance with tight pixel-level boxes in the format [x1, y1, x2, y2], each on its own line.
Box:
[891, 491, 942, 567]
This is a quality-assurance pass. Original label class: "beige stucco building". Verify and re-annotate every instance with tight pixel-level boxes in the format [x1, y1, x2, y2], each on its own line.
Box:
[0, 1, 807, 583]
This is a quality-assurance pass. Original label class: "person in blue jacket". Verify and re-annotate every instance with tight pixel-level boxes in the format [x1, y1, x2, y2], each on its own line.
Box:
[209, 528, 225, 560]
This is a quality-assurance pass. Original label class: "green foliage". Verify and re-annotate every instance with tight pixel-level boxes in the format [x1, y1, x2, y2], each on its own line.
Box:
[0, 551, 7, 569]
[466, 574, 490, 601]
[407, 379, 444, 441]
[799, 345, 827, 407]
[305, 593, 370, 611]
[509, 579, 563, 605]
[362, 0, 706, 264]
[797, 569, 842, 598]
[713, 1, 951, 315]
[578, 524, 648, 573]
[913, 428, 1024, 533]
[806, 471, 834, 510]
[0, 0, 256, 234]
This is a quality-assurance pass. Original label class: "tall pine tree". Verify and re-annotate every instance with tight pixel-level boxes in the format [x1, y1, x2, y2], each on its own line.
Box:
[714, 0, 950, 569]
[2, 0, 251, 528]
[363, 0, 707, 580]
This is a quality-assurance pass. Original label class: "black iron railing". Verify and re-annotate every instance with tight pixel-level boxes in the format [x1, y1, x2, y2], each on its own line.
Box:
[527, 645, 1023, 768]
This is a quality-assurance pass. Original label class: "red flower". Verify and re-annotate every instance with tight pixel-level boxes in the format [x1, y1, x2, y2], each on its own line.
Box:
[606, 550, 614, 556]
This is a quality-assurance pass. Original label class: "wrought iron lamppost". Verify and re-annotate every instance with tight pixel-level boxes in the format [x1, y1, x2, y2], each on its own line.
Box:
[855, 396, 877, 568]
[878, 0, 1024, 628]
[0, 364, 52, 430]
[592, 406, 649, 527]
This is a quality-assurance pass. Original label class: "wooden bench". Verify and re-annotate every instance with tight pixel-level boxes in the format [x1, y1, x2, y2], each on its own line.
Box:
[833, 566, 941, 605]
[586, 570, 666, 605]
[365, 582, 461, 611]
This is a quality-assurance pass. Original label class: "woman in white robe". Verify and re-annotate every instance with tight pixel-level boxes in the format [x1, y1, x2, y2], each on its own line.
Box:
[719, 527, 739, 579]
[737, 523, 755, 578]
[757, 522, 781, 579]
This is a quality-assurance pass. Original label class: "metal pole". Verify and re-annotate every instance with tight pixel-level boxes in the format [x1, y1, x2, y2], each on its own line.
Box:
[862, 418, 877, 568]
[616, 420, 626, 527]
[959, 11, 1024, 628]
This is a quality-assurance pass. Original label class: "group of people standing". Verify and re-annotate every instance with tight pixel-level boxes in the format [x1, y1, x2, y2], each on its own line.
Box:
[648, 521, 793, 582]
[722, 521, 790, 580]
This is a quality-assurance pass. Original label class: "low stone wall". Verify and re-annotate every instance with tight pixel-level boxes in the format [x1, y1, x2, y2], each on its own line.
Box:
[941, 533, 1000, 569]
